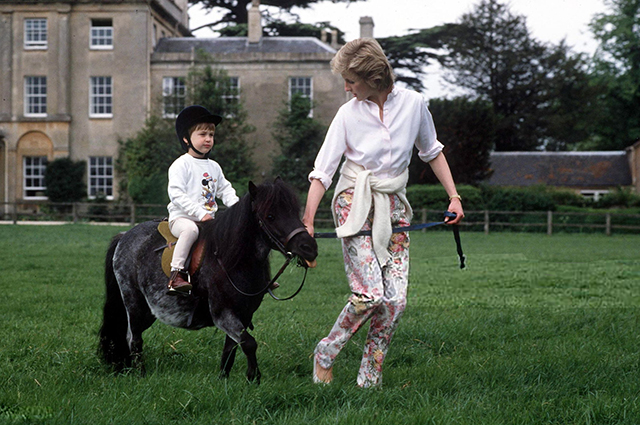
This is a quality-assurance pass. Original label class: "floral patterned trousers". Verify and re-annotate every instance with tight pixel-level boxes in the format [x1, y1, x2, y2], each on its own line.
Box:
[315, 189, 410, 388]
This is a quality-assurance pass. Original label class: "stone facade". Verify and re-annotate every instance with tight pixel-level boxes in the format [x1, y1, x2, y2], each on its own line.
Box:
[0, 0, 346, 206]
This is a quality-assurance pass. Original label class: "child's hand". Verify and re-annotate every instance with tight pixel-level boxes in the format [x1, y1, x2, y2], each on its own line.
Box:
[201, 214, 213, 222]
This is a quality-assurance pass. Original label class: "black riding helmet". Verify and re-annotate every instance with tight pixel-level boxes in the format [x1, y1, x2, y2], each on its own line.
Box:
[175, 105, 223, 155]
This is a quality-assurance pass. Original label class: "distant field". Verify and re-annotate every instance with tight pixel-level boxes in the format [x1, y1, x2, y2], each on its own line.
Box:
[1, 224, 638, 424]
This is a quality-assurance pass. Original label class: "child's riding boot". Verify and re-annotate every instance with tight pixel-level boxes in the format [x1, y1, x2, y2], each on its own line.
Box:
[167, 269, 192, 295]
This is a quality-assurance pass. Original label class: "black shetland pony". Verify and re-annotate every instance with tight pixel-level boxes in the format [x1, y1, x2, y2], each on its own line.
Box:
[99, 179, 317, 383]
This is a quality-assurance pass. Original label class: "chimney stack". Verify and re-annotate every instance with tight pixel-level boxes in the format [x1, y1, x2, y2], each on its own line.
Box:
[248, 0, 262, 44]
[359, 16, 374, 39]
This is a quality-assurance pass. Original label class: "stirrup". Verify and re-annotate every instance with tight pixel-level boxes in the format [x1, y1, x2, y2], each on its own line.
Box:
[167, 270, 192, 296]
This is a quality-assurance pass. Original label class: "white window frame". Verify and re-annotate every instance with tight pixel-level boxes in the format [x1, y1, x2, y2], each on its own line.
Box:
[24, 18, 47, 50]
[289, 77, 313, 117]
[88, 156, 114, 200]
[90, 76, 113, 118]
[90, 19, 114, 50]
[162, 77, 186, 118]
[580, 190, 610, 202]
[23, 156, 48, 200]
[24, 76, 47, 117]
[221, 76, 240, 117]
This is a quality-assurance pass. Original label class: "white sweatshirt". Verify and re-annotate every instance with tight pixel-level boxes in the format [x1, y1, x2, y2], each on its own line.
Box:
[167, 153, 239, 223]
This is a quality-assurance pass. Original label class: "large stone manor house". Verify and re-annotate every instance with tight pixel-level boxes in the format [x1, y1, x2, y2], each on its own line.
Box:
[0, 0, 350, 205]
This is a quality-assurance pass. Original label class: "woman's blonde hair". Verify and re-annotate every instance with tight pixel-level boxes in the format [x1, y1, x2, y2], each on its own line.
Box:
[331, 38, 394, 91]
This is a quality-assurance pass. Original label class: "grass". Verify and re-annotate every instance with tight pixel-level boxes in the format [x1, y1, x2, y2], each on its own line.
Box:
[0, 224, 638, 424]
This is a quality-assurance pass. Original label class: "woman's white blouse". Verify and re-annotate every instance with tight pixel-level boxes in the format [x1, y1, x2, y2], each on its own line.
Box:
[309, 86, 444, 190]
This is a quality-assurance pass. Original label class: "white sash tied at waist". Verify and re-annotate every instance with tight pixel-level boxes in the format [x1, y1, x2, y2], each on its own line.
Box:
[331, 160, 413, 265]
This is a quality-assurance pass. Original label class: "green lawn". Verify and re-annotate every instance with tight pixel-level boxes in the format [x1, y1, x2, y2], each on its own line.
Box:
[0, 224, 638, 424]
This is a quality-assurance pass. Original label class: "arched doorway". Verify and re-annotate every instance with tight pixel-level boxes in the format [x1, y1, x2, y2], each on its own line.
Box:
[16, 131, 54, 200]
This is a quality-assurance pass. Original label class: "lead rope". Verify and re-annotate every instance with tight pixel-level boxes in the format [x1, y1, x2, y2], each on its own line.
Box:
[314, 211, 465, 269]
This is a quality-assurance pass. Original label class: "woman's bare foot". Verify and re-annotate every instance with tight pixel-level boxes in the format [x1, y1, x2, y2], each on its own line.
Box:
[313, 358, 333, 384]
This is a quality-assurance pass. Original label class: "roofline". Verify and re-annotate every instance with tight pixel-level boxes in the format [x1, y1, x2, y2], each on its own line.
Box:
[164, 36, 337, 53]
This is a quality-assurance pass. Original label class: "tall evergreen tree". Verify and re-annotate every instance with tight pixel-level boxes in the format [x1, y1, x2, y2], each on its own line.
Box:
[439, 0, 595, 151]
[271, 93, 326, 195]
[409, 97, 494, 185]
[586, 0, 640, 149]
[190, 0, 363, 33]
[186, 60, 257, 189]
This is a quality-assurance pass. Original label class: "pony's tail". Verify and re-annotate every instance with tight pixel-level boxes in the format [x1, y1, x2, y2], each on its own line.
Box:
[98, 232, 131, 371]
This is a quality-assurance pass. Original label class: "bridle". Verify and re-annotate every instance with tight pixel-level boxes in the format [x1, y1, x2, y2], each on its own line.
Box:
[214, 205, 310, 301]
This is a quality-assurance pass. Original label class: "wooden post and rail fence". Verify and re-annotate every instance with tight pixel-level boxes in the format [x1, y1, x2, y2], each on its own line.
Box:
[2, 201, 640, 235]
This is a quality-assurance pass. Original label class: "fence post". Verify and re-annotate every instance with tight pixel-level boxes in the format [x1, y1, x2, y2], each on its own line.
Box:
[484, 210, 489, 234]
[72, 203, 78, 224]
[12, 201, 17, 225]
[606, 213, 611, 236]
[421, 208, 427, 232]
[547, 211, 553, 236]
[130, 204, 136, 226]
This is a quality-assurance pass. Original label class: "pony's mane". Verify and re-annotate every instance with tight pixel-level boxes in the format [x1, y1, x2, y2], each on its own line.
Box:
[201, 179, 300, 269]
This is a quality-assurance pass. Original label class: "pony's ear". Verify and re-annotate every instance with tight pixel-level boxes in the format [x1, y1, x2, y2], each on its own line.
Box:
[274, 176, 282, 183]
[248, 181, 258, 199]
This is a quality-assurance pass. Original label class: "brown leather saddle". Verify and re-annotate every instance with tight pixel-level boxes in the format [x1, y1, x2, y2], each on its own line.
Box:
[157, 221, 206, 278]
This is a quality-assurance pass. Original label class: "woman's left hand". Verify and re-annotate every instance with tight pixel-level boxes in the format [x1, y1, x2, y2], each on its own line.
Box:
[445, 198, 464, 225]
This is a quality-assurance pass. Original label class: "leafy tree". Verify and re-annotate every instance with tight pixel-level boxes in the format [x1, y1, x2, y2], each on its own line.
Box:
[44, 157, 87, 203]
[271, 92, 326, 195]
[118, 58, 256, 204]
[378, 24, 459, 92]
[438, 0, 596, 151]
[409, 96, 494, 185]
[186, 59, 257, 189]
[586, 0, 640, 149]
[219, 19, 345, 43]
[191, 0, 364, 33]
[116, 115, 179, 205]
[535, 42, 604, 151]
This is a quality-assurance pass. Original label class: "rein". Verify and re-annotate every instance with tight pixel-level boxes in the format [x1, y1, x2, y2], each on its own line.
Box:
[215, 206, 310, 301]
[315, 211, 466, 269]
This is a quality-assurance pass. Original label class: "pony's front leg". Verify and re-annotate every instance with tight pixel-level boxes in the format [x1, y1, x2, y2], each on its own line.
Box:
[219, 335, 238, 378]
[213, 310, 260, 383]
[239, 329, 261, 384]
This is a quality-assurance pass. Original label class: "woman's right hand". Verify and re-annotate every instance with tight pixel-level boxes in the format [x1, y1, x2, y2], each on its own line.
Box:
[303, 218, 315, 237]
[302, 179, 325, 237]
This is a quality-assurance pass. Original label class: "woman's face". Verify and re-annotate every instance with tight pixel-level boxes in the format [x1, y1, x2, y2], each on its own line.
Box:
[343, 75, 375, 101]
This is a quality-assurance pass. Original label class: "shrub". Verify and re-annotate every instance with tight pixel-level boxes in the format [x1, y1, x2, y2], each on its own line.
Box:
[44, 157, 87, 203]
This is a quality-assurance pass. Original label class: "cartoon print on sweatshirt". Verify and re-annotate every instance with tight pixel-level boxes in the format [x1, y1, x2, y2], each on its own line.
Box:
[201, 172, 218, 212]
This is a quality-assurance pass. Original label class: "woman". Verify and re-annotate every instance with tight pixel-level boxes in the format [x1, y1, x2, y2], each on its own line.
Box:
[303, 38, 464, 388]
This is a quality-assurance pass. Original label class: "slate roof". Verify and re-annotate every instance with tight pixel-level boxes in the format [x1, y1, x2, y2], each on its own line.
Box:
[155, 37, 337, 55]
[487, 151, 632, 187]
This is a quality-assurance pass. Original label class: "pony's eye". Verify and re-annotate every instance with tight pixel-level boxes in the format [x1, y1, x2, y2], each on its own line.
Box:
[267, 214, 275, 221]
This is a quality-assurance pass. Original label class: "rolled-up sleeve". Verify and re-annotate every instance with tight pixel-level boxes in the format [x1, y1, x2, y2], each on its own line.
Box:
[416, 102, 444, 163]
[308, 109, 347, 190]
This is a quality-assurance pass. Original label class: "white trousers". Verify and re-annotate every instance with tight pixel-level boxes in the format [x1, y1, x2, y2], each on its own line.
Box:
[168, 217, 200, 271]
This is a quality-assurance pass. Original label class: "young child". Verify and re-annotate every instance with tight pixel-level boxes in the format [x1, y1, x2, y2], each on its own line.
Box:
[166, 105, 239, 295]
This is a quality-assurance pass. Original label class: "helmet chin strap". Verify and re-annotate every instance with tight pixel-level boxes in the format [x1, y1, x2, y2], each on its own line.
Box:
[185, 136, 211, 158]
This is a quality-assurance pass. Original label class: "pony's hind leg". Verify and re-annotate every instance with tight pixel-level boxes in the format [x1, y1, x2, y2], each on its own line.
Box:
[123, 301, 155, 375]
